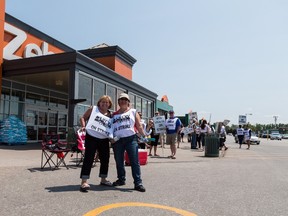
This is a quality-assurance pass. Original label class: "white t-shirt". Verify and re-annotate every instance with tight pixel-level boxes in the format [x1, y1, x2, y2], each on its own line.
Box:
[236, 128, 244, 136]
[86, 106, 113, 139]
[200, 124, 210, 134]
[112, 108, 136, 138]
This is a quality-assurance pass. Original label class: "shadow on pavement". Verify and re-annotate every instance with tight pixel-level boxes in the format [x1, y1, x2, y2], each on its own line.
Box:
[0, 142, 40, 150]
[45, 184, 133, 193]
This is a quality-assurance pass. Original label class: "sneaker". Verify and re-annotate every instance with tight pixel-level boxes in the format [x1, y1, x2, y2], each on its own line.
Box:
[134, 185, 146, 192]
[112, 179, 126, 186]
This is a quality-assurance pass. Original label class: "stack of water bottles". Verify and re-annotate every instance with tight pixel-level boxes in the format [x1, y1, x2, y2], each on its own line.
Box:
[0, 115, 27, 145]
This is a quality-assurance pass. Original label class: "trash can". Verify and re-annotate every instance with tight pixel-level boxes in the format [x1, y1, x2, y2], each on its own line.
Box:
[204, 135, 219, 157]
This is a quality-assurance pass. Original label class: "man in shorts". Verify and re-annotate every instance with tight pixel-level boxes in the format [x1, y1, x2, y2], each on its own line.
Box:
[165, 110, 182, 159]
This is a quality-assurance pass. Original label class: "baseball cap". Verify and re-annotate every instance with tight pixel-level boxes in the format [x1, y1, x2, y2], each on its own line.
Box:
[169, 110, 174, 113]
[118, 93, 130, 101]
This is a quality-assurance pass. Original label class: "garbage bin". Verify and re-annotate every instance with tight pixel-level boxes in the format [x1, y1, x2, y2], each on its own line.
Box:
[204, 135, 219, 157]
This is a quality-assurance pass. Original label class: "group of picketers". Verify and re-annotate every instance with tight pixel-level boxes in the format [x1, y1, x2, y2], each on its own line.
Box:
[235, 124, 252, 150]
[185, 119, 228, 151]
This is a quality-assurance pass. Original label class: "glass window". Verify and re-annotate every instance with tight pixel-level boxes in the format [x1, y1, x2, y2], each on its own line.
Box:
[38, 112, 47, 125]
[128, 93, 136, 109]
[35, 95, 48, 106]
[79, 74, 92, 105]
[10, 101, 24, 119]
[58, 127, 67, 139]
[38, 127, 47, 140]
[0, 99, 9, 116]
[93, 80, 105, 104]
[12, 82, 25, 90]
[1, 88, 10, 100]
[26, 93, 39, 104]
[26, 110, 37, 126]
[58, 113, 67, 126]
[49, 97, 57, 107]
[142, 99, 148, 118]
[107, 85, 116, 111]
[75, 105, 89, 126]
[48, 113, 58, 126]
[11, 90, 25, 102]
[27, 126, 37, 141]
[58, 99, 68, 109]
[50, 97, 68, 109]
[147, 101, 152, 119]
[136, 97, 142, 112]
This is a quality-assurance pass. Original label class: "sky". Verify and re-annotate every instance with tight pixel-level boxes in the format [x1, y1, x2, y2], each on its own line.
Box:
[5, 0, 288, 125]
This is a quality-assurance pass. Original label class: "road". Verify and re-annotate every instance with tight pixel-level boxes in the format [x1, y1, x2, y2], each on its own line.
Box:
[0, 136, 288, 216]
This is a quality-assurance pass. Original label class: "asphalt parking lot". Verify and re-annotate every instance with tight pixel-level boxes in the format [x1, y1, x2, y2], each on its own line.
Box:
[1, 136, 288, 216]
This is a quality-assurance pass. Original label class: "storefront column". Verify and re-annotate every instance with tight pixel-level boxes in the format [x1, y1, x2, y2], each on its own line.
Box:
[0, 0, 5, 95]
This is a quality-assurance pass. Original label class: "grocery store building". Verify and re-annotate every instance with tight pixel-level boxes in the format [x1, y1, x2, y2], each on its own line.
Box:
[0, 2, 162, 142]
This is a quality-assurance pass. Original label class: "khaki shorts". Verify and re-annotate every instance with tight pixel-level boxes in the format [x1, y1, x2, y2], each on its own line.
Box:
[166, 133, 177, 145]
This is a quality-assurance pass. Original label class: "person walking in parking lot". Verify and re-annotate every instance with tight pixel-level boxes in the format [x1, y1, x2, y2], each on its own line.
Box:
[244, 125, 251, 150]
[218, 122, 228, 151]
[236, 125, 244, 148]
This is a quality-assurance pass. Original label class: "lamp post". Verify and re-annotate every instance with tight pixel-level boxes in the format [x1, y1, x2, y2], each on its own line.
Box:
[273, 115, 278, 128]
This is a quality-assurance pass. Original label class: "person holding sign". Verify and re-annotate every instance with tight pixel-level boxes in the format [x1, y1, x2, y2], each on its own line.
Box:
[165, 110, 182, 159]
[79, 95, 114, 192]
[111, 93, 147, 192]
[146, 117, 160, 156]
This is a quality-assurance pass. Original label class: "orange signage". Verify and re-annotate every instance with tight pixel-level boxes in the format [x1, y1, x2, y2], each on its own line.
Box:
[3, 22, 64, 60]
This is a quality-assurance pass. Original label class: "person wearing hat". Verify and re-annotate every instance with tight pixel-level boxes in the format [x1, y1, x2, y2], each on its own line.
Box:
[111, 92, 147, 192]
[146, 112, 160, 156]
[165, 110, 182, 159]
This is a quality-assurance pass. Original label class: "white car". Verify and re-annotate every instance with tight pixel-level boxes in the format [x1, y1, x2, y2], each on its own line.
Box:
[235, 132, 260, 145]
[250, 133, 261, 145]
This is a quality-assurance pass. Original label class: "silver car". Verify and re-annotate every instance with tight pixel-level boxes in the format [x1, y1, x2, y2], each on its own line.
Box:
[270, 133, 282, 140]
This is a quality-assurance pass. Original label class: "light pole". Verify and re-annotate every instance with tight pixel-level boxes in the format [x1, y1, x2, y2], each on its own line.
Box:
[273, 115, 278, 128]
[245, 113, 252, 124]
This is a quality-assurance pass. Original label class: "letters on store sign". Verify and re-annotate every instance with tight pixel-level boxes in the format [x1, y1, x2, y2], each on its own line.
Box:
[3, 23, 54, 60]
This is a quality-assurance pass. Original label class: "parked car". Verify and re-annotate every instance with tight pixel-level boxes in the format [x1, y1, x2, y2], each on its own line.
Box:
[270, 133, 282, 140]
[282, 134, 288, 139]
[235, 132, 260, 145]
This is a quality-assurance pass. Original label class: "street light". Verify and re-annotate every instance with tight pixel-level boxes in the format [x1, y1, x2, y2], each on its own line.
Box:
[245, 113, 252, 124]
[273, 115, 279, 128]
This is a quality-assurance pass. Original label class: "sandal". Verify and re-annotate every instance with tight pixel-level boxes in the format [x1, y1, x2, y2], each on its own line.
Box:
[154, 154, 160, 157]
[171, 156, 176, 159]
[80, 183, 90, 192]
[100, 180, 113, 187]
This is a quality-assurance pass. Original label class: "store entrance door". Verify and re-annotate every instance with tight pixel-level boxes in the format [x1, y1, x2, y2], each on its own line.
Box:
[25, 105, 68, 142]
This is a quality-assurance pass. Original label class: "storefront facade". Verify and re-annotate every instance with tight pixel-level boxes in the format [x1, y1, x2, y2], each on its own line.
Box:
[0, 10, 157, 142]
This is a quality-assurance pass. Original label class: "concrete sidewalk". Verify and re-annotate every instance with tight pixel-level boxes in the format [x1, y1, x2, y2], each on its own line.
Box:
[0, 139, 211, 168]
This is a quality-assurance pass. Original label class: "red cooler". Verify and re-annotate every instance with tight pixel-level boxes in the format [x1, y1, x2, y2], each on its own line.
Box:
[124, 149, 148, 166]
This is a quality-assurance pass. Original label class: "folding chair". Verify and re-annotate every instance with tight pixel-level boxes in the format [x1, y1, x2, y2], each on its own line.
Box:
[75, 129, 85, 166]
[72, 129, 98, 167]
[41, 133, 71, 170]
